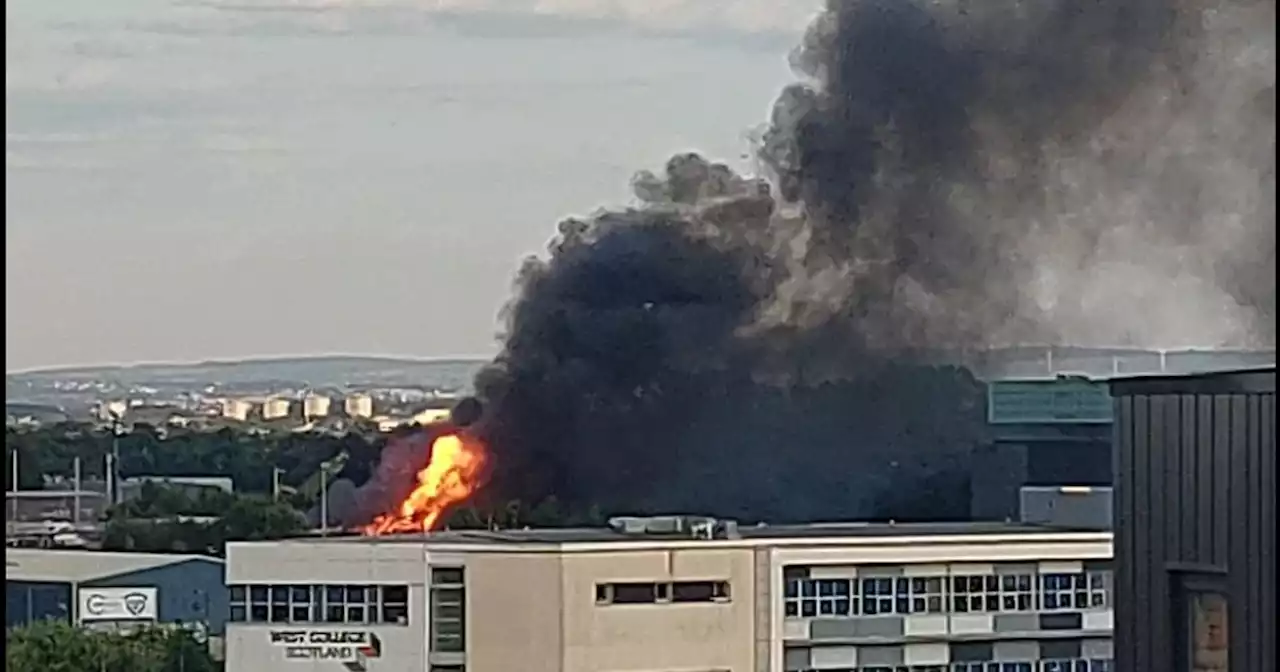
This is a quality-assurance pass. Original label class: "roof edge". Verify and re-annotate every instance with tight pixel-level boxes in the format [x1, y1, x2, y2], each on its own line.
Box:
[1109, 366, 1276, 396]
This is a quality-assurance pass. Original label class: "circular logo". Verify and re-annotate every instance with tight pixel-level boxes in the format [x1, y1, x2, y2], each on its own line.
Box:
[85, 594, 107, 615]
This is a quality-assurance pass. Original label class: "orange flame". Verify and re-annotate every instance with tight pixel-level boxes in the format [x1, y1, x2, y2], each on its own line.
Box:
[361, 433, 487, 536]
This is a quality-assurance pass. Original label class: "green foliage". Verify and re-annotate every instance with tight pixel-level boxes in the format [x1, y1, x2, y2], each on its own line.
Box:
[5, 422, 382, 501]
[104, 489, 308, 555]
[5, 620, 219, 672]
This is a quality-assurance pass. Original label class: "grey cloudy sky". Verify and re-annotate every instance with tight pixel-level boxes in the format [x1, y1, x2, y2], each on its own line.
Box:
[5, 0, 814, 371]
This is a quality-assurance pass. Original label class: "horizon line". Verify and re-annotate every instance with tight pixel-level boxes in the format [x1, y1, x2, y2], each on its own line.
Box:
[6, 352, 497, 376]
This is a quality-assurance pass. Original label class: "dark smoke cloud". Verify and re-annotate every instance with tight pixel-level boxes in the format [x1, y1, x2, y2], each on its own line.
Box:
[469, 0, 1274, 522]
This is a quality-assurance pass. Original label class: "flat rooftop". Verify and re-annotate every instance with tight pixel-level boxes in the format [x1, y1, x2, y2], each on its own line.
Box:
[277, 520, 1110, 549]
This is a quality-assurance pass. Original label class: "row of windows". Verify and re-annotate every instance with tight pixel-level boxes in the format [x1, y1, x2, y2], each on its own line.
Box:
[228, 584, 409, 625]
[797, 661, 1112, 672]
[784, 572, 1109, 618]
[595, 580, 732, 605]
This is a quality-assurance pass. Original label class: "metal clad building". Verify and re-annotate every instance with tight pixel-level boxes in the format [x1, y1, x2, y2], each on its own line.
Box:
[1110, 367, 1275, 672]
[226, 521, 1115, 672]
[5, 549, 229, 635]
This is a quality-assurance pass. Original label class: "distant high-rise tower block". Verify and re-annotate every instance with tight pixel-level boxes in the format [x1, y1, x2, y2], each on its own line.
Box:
[221, 399, 253, 422]
[261, 398, 291, 421]
[344, 393, 373, 419]
[302, 394, 331, 420]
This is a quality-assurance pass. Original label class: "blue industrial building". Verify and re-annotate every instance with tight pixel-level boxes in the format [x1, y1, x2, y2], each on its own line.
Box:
[5, 549, 228, 635]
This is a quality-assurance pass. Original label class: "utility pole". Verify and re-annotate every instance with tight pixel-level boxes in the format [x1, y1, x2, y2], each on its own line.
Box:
[10, 448, 18, 525]
[73, 457, 82, 527]
[319, 460, 330, 536]
[105, 453, 115, 509]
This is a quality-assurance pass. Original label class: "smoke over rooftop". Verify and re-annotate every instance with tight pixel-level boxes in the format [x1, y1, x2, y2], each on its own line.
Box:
[458, 0, 1275, 522]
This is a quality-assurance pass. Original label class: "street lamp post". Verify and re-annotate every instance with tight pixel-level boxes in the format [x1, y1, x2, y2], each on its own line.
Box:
[108, 413, 123, 506]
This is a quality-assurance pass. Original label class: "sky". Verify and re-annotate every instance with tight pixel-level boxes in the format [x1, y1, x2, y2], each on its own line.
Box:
[5, 0, 815, 372]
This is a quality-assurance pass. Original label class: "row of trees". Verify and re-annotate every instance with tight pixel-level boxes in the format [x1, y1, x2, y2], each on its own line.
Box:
[4, 422, 385, 495]
[104, 482, 309, 555]
[6, 621, 219, 672]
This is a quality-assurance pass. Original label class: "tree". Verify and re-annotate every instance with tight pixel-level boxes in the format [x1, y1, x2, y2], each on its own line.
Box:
[5, 620, 219, 672]
[103, 490, 307, 556]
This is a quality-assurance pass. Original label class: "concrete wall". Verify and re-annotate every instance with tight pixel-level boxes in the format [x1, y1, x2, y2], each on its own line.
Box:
[465, 552, 563, 672]
[558, 547, 757, 672]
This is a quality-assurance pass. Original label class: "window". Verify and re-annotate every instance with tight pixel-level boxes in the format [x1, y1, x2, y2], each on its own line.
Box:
[1086, 570, 1110, 608]
[1043, 660, 1091, 672]
[611, 583, 659, 604]
[671, 581, 731, 603]
[951, 575, 999, 613]
[1041, 571, 1111, 611]
[786, 578, 854, 617]
[430, 567, 466, 654]
[322, 585, 376, 624]
[1087, 660, 1114, 672]
[850, 667, 946, 672]
[380, 585, 409, 624]
[250, 585, 269, 622]
[229, 586, 247, 622]
[1041, 573, 1087, 611]
[998, 574, 1034, 612]
[289, 586, 313, 623]
[860, 577, 896, 615]
[906, 576, 945, 613]
[228, 584, 407, 625]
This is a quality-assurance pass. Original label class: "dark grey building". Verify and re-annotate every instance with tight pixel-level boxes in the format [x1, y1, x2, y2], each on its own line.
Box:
[971, 377, 1114, 520]
[1110, 367, 1275, 672]
[5, 549, 228, 636]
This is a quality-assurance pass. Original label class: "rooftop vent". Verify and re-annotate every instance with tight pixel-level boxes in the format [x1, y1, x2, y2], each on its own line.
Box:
[607, 515, 741, 540]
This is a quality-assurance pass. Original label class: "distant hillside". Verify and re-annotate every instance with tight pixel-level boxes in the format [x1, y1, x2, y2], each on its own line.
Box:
[6, 356, 489, 392]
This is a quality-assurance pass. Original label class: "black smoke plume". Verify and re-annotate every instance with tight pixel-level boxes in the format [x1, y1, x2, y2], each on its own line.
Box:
[464, 0, 1275, 523]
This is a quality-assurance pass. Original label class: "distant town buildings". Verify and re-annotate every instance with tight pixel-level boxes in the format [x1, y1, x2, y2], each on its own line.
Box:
[13, 385, 465, 435]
